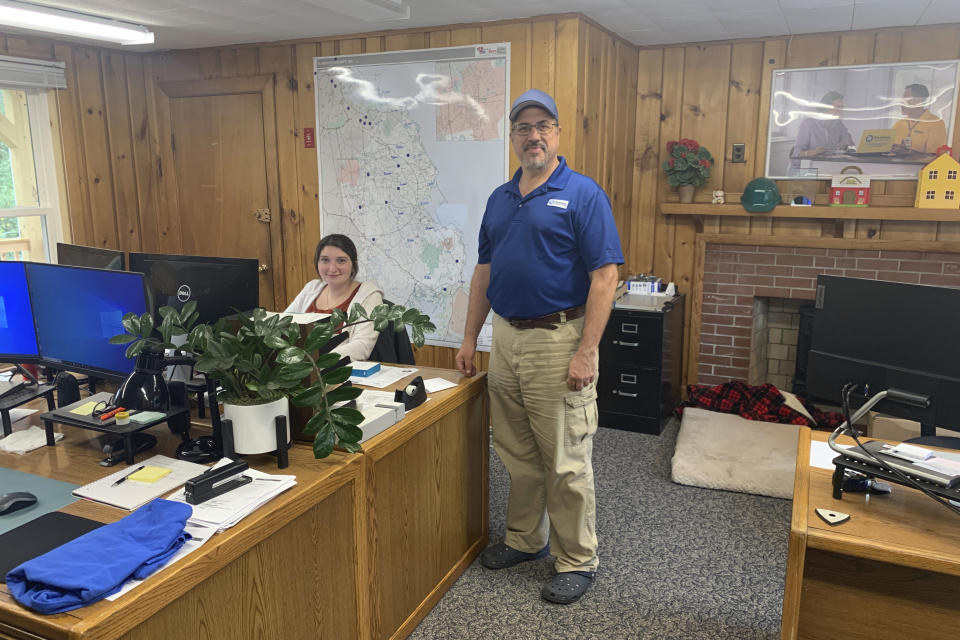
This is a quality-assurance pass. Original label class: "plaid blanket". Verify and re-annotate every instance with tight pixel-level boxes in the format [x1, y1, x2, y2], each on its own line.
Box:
[676, 381, 843, 428]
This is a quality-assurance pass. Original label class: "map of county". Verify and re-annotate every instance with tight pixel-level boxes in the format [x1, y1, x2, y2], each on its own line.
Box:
[314, 45, 509, 349]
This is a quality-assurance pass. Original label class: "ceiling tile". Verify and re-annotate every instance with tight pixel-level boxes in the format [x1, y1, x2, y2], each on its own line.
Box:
[783, 6, 855, 34]
[918, 0, 960, 25]
[716, 10, 791, 39]
[851, 2, 924, 30]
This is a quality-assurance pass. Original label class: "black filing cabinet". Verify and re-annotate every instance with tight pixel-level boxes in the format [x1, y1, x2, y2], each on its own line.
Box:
[597, 294, 684, 434]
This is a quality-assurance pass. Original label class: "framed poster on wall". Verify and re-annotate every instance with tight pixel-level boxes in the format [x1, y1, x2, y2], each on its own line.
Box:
[765, 59, 960, 180]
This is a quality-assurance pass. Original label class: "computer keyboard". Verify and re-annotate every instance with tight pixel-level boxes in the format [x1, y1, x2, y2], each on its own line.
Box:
[840, 440, 960, 489]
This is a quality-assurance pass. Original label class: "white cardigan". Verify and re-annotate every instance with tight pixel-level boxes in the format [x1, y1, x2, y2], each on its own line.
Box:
[284, 280, 384, 362]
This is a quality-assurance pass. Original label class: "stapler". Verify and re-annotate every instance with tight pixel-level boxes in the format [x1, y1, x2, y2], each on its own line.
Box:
[184, 459, 252, 504]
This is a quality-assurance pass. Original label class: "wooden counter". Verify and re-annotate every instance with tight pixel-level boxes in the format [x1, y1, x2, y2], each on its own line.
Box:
[0, 366, 488, 640]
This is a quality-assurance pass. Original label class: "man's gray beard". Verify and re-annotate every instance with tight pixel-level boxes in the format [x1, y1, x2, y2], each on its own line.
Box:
[523, 157, 547, 171]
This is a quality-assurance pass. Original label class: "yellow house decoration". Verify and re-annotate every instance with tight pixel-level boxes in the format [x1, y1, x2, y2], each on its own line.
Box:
[915, 150, 960, 209]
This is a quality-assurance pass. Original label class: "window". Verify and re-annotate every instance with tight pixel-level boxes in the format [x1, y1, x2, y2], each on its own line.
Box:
[926, 190, 936, 199]
[949, 170, 958, 180]
[947, 190, 955, 200]
[929, 170, 939, 179]
[0, 56, 66, 263]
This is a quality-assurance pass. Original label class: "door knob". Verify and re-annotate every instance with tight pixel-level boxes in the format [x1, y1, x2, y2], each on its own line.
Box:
[258, 264, 269, 273]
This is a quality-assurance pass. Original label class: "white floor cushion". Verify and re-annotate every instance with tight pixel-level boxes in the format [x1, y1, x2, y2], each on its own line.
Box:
[671, 407, 801, 499]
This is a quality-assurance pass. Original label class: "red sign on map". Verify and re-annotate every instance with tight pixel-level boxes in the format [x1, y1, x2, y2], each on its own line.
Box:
[303, 127, 315, 148]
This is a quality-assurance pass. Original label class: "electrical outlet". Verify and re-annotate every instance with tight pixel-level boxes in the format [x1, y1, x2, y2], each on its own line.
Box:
[731, 143, 746, 163]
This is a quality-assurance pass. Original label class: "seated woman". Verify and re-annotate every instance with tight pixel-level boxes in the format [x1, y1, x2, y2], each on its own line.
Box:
[285, 234, 383, 362]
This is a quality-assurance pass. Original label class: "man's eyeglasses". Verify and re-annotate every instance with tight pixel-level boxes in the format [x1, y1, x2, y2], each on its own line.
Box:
[511, 121, 558, 136]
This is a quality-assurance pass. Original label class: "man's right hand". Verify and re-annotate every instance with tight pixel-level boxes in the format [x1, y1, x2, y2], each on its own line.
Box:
[456, 342, 477, 377]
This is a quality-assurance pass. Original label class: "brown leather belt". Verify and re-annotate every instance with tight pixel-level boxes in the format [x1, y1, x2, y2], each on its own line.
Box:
[507, 305, 585, 330]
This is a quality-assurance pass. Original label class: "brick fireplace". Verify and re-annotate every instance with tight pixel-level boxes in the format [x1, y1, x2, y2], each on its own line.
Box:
[695, 240, 960, 387]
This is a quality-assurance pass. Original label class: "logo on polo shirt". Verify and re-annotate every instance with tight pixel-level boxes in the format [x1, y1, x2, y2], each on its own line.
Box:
[546, 198, 569, 209]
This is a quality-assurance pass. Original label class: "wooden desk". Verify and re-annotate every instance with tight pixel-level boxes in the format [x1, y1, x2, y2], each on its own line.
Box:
[358, 366, 488, 640]
[0, 425, 364, 640]
[0, 366, 488, 640]
[781, 429, 960, 640]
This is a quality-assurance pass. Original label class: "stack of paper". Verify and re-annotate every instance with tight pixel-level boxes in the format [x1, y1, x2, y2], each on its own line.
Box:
[349, 365, 417, 388]
[166, 458, 296, 532]
[105, 460, 295, 602]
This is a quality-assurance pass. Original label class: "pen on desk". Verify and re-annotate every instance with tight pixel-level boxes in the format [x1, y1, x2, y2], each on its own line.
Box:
[111, 465, 145, 486]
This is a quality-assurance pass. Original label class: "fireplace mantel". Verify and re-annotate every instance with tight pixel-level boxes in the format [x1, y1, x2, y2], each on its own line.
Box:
[660, 203, 960, 222]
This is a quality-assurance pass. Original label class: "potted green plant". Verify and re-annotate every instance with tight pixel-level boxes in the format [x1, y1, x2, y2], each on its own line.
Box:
[110, 301, 434, 458]
[662, 138, 714, 203]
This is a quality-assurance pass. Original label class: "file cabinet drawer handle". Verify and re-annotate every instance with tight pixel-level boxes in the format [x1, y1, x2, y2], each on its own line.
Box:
[613, 340, 639, 347]
[620, 373, 637, 385]
[612, 390, 638, 398]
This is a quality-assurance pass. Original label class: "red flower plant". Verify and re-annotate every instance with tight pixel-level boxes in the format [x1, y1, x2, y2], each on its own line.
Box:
[662, 138, 714, 187]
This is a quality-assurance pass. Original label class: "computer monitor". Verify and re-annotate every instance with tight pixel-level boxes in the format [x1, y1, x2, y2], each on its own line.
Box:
[56, 242, 125, 271]
[806, 275, 960, 431]
[24, 263, 148, 379]
[128, 253, 259, 324]
[0, 261, 39, 363]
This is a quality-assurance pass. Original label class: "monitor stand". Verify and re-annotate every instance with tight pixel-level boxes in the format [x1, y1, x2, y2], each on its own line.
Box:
[100, 433, 157, 467]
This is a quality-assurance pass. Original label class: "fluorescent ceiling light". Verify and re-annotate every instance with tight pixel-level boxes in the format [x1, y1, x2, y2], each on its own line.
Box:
[0, 1, 154, 45]
[308, 0, 411, 22]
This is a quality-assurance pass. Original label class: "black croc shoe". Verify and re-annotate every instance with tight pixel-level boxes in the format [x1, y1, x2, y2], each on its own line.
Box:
[479, 542, 550, 569]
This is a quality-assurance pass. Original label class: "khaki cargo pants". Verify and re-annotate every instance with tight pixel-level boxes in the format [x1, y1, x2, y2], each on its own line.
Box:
[488, 313, 599, 573]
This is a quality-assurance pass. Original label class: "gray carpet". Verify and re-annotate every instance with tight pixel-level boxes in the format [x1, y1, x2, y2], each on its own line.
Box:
[409, 419, 792, 640]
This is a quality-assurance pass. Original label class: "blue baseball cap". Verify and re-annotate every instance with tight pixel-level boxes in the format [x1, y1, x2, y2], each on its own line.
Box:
[509, 89, 559, 122]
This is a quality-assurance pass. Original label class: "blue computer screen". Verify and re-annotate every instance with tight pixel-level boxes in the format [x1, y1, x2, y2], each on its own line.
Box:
[25, 263, 147, 378]
[0, 261, 39, 360]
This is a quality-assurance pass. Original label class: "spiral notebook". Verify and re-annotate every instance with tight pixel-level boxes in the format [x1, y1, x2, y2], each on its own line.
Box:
[72, 455, 207, 510]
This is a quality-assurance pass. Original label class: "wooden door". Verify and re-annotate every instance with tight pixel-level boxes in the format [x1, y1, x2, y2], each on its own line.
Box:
[155, 75, 283, 309]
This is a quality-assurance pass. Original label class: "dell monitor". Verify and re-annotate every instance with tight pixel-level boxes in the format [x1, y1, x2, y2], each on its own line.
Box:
[57, 242, 125, 271]
[128, 253, 259, 324]
[25, 263, 148, 379]
[0, 261, 39, 364]
[806, 275, 960, 432]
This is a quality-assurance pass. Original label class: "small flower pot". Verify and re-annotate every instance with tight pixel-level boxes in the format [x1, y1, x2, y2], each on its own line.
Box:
[678, 184, 695, 203]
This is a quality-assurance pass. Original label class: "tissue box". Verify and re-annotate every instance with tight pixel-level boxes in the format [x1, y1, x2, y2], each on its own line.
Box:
[351, 361, 381, 377]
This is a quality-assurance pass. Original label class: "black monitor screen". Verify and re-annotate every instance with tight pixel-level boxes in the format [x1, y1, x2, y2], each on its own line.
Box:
[25, 263, 148, 379]
[57, 242, 125, 271]
[0, 261, 39, 362]
[806, 275, 960, 429]
[129, 253, 259, 324]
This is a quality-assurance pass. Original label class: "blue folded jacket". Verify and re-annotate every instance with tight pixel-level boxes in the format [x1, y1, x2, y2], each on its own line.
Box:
[6, 498, 192, 614]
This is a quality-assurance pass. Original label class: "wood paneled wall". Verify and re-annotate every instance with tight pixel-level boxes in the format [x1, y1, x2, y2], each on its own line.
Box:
[636, 24, 960, 291]
[0, 14, 637, 370]
[629, 24, 960, 386]
[9, 17, 960, 374]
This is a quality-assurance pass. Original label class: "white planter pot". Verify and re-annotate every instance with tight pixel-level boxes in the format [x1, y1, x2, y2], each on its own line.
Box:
[223, 396, 290, 455]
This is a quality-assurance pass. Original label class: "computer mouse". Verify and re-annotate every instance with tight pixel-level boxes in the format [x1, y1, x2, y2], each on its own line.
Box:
[0, 491, 37, 516]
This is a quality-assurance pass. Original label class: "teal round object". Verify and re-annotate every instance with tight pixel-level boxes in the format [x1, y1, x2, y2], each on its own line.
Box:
[740, 177, 781, 213]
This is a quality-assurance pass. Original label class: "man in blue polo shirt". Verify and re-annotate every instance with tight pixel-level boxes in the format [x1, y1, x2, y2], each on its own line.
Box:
[456, 89, 623, 604]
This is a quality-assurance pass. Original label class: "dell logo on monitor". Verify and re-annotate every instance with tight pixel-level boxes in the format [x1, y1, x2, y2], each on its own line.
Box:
[177, 284, 192, 302]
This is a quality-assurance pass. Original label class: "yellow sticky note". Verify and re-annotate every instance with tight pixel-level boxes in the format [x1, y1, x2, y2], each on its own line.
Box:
[69, 401, 98, 416]
[127, 466, 172, 483]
